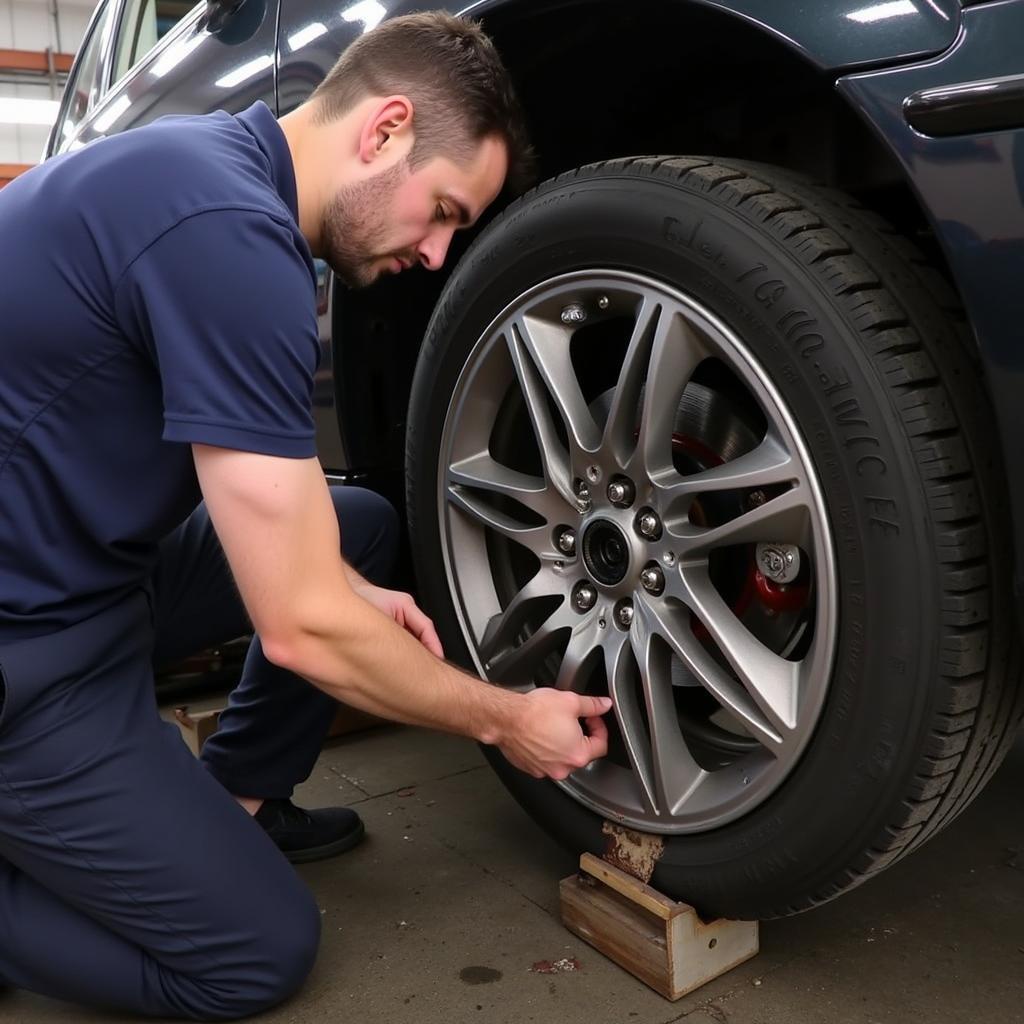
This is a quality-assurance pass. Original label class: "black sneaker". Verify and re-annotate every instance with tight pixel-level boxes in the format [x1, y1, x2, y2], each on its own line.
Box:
[255, 799, 365, 863]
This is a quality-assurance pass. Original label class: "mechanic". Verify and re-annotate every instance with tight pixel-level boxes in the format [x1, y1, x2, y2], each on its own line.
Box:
[0, 12, 613, 1020]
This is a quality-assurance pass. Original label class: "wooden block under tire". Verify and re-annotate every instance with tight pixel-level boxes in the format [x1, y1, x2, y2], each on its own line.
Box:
[560, 853, 759, 1000]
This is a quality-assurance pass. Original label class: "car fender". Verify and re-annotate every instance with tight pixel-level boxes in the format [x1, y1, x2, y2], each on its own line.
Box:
[463, 0, 962, 71]
[278, 0, 962, 111]
[840, 0, 1024, 597]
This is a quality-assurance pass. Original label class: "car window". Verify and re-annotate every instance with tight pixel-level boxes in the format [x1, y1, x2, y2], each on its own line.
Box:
[113, 0, 198, 82]
[56, 0, 115, 145]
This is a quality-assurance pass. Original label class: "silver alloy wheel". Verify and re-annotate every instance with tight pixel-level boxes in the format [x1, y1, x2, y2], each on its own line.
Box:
[438, 270, 837, 833]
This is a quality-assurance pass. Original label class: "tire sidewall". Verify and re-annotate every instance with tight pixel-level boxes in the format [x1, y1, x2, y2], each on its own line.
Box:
[408, 172, 938, 916]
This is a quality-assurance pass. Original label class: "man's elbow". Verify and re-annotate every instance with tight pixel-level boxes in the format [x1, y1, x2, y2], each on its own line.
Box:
[258, 610, 354, 683]
[260, 630, 304, 675]
[251, 581, 362, 679]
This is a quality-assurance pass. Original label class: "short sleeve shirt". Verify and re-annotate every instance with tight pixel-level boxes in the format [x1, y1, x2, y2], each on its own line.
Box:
[0, 102, 320, 640]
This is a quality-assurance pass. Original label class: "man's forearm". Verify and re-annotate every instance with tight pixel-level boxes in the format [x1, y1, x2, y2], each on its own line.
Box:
[272, 585, 519, 745]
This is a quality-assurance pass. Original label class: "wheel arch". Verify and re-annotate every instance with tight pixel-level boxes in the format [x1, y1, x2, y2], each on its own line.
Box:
[335, 0, 967, 496]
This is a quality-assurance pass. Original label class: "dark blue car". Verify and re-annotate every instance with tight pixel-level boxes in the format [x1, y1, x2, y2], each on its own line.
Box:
[48, 0, 1024, 919]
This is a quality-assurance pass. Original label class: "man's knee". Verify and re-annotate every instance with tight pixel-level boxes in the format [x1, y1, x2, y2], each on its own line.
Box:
[373, 493, 400, 559]
[179, 887, 322, 1021]
[328, 485, 400, 580]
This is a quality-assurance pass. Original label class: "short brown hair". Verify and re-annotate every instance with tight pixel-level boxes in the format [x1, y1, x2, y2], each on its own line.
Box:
[310, 12, 534, 194]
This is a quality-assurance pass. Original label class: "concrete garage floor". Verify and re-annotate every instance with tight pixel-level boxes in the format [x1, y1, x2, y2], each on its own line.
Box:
[8, 720, 1024, 1024]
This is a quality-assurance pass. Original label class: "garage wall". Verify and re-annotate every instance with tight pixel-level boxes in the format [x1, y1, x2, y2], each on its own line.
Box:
[0, 0, 98, 165]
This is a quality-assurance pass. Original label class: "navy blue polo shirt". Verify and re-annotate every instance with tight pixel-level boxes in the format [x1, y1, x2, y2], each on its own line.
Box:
[0, 102, 320, 640]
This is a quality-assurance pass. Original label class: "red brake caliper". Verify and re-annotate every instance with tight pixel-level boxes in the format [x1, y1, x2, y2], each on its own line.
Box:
[672, 433, 809, 644]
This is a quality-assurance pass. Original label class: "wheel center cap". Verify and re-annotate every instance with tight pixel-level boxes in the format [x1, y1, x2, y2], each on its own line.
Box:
[582, 520, 631, 586]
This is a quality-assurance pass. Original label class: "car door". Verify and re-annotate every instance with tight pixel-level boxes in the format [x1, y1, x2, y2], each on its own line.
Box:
[47, 0, 121, 155]
[51, 0, 279, 151]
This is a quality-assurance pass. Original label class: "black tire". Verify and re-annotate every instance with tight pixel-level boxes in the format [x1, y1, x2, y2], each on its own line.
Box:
[405, 157, 1024, 918]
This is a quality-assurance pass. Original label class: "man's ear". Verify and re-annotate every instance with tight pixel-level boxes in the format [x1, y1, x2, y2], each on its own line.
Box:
[357, 96, 414, 164]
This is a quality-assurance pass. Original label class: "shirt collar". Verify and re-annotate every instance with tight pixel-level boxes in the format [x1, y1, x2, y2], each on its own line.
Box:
[235, 100, 300, 224]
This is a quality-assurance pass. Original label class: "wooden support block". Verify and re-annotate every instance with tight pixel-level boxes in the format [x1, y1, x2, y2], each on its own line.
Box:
[173, 707, 222, 757]
[560, 852, 758, 1001]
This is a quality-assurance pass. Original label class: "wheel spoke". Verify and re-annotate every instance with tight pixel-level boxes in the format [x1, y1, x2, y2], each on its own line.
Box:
[447, 483, 551, 556]
[628, 608, 708, 815]
[671, 570, 800, 732]
[604, 632, 658, 816]
[654, 435, 797, 512]
[601, 297, 662, 464]
[505, 324, 577, 505]
[511, 315, 602, 465]
[635, 593, 785, 752]
[553, 618, 604, 692]
[448, 451, 558, 523]
[673, 483, 812, 560]
[627, 310, 709, 480]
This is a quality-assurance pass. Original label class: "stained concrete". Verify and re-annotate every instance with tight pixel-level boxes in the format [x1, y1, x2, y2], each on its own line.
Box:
[5, 720, 1024, 1024]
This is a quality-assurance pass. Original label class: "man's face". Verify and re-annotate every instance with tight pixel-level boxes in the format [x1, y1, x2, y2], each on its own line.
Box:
[320, 134, 508, 288]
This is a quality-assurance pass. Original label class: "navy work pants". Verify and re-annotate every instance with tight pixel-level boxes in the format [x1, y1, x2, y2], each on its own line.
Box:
[0, 486, 398, 1020]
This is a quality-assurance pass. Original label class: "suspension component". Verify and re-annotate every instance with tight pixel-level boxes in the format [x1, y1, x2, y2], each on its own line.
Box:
[755, 543, 800, 584]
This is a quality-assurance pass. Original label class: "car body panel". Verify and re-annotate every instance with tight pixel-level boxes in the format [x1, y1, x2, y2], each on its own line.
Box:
[475, 0, 963, 71]
[46, 0, 121, 154]
[686, 0, 962, 71]
[840, 0, 1024, 592]
[49, 0, 278, 155]
[278, 0, 963, 115]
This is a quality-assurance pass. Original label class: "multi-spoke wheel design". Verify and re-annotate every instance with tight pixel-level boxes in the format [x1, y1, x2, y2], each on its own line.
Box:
[439, 270, 836, 833]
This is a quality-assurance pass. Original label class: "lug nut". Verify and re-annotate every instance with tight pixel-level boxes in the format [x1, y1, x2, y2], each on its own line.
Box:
[636, 509, 662, 540]
[607, 477, 636, 508]
[616, 601, 634, 628]
[640, 565, 665, 595]
[573, 582, 598, 612]
[556, 528, 576, 555]
[561, 303, 588, 325]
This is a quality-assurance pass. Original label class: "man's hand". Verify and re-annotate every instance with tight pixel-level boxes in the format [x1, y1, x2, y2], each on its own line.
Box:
[350, 579, 444, 659]
[496, 690, 613, 780]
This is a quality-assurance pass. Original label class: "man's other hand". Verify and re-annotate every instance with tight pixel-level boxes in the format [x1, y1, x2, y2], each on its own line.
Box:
[352, 581, 444, 659]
